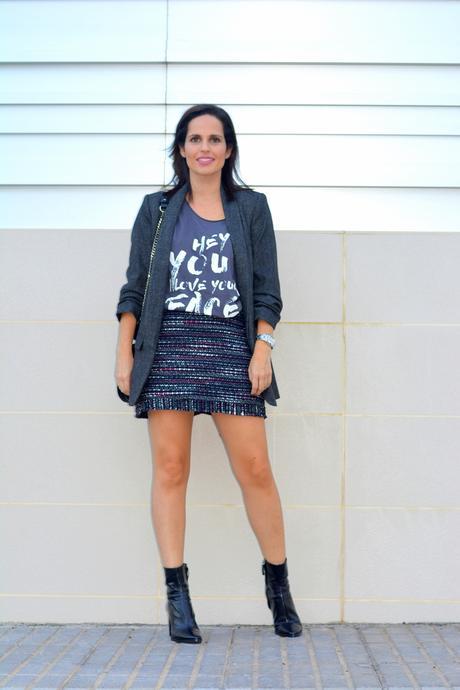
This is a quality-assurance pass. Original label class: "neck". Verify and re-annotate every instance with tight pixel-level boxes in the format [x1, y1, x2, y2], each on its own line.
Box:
[187, 171, 223, 201]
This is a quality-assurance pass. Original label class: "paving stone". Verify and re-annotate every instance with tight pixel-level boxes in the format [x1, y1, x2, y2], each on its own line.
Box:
[1, 624, 460, 689]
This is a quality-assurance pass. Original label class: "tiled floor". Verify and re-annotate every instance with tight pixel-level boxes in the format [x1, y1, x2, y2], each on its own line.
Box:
[0, 623, 459, 689]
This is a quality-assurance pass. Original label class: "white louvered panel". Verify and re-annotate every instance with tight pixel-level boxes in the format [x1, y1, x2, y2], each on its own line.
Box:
[0, 0, 167, 62]
[2, 62, 458, 106]
[236, 135, 460, 188]
[2, 133, 458, 187]
[207, 135, 460, 187]
[167, 105, 460, 136]
[168, 0, 460, 64]
[2, 187, 459, 233]
[0, 65, 166, 104]
[1, 0, 458, 65]
[167, 64, 460, 106]
[0, 134, 166, 185]
[2, 104, 459, 136]
[263, 187, 460, 233]
[0, 105, 166, 134]
[0, 0, 458, 233]
[0, 187, 164, 231]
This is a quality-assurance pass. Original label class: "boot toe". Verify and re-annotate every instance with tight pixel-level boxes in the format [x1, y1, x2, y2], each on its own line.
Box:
[169, 618, 202, 643]
[171, 633, 202, 644]
[275, 621, 303, 637]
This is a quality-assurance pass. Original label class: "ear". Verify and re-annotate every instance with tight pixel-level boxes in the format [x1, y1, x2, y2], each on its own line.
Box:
[225, 146, 233, 159]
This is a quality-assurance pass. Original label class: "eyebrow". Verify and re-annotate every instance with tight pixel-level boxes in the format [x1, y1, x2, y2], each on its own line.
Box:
[188, 133, 222, 137]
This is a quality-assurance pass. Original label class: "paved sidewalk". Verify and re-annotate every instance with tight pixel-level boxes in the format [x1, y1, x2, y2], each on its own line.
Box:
[0, 623, 459, 690]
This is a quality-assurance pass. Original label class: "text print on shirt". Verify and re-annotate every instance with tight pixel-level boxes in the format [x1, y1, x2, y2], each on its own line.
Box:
[164, 201, 243, 318]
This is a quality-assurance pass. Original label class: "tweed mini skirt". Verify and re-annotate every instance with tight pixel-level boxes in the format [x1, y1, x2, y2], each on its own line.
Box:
[134, 309, 267, 419]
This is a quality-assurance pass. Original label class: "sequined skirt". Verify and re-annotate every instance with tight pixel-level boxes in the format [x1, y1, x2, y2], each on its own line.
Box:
[135, 310, 267, 419]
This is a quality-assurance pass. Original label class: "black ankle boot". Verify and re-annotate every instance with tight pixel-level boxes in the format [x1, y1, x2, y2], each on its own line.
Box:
[164, 563, 202, 644]
[262, 557, 303, 637]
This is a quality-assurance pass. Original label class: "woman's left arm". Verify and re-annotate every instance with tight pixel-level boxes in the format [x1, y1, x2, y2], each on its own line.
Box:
[249, 321, 276, 396]
[251, 193, 283, 329]
[248, 193, 283, 396]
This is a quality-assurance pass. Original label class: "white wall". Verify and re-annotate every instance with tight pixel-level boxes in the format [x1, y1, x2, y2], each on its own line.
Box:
[1, 0, 460, 625]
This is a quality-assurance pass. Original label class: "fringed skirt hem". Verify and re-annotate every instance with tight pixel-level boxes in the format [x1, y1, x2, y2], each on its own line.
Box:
[135, 395, 267, 419]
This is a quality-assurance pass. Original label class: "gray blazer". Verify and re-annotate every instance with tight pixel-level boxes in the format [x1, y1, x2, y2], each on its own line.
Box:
[116, 182, 283, 406]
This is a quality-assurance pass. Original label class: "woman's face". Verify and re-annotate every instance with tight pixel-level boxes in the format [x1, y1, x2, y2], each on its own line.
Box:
[179, 114, 232, 179]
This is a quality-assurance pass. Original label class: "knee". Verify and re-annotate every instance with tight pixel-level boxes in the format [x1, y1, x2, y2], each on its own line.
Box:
[239, 456, 273, 489]
[155, 450, 189, 488]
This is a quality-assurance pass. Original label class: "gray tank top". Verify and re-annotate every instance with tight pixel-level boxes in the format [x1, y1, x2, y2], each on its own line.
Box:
[164, 200, 243, 318]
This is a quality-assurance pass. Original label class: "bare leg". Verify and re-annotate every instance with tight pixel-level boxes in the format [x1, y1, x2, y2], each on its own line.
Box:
[147, 409, 194, 568]
[211, 412, 286, 564]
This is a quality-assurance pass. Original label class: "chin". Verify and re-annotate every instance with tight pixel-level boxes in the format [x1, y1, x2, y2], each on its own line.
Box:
[194, 167, 220, 175]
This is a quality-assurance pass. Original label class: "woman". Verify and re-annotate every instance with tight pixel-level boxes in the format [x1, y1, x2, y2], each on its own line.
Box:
[115, 104, 302, 643]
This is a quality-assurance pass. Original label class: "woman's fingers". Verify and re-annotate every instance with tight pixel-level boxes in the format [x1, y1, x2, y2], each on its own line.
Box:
[115, 357, 134, 396]
[116, 376, 130, 396]
[248, 362, 272, 395]
[252, 376, 271, 395]
[117, 382, 130, 396]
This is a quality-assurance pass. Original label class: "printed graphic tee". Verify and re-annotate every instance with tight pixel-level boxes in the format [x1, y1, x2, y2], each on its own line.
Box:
[163, 200, 243, 318]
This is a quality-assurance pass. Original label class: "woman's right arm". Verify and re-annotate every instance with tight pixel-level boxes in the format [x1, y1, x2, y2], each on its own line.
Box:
[115, 194, 153, 395]
[115, 194, 152, 323]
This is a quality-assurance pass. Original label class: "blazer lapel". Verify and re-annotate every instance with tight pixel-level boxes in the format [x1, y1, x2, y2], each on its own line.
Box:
[155, 183, 188, 262]
[221, 186, 251, 310]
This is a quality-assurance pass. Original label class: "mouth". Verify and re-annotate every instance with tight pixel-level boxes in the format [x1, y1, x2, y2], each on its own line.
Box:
[197, 157, 214, 164]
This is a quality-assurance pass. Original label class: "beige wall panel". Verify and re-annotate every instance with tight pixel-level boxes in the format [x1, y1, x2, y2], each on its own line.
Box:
[273, 324, 344, 414]
[0, 505, 158, 596]
[347, 233, 460, 322]
[346, 417, 460, 508]
[347, 325, 460, 415]
[345, 508, 460, 601]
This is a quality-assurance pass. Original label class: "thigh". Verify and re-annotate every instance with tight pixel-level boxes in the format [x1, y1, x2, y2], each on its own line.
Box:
[147, 410, 194, 473]
[211, 412, 272, 484]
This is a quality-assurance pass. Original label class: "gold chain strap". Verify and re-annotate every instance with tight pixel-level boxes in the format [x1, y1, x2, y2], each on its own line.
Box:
[136, 196, 169, 337]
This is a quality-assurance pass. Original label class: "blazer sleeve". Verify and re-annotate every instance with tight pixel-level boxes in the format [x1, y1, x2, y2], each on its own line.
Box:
[251, 193, 283, 329]
[115, 194, 153, 322]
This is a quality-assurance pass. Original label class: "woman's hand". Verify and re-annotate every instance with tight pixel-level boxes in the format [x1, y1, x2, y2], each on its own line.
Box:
[115, 349, 134, 397]
[115, 312, 137, 397]
[248, 342, 272, 396]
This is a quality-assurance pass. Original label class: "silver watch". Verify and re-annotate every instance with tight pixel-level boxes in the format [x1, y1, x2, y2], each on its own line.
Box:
[256, 333, 275, 349]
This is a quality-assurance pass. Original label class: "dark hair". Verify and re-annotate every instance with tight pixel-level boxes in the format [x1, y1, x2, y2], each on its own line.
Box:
[162, 104, 253, 201]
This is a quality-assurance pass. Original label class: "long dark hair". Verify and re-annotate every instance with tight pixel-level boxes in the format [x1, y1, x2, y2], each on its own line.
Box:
[162, 104, 253, 201]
